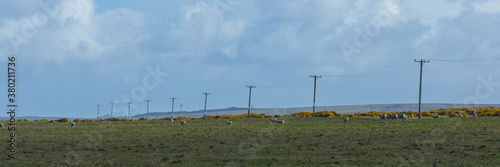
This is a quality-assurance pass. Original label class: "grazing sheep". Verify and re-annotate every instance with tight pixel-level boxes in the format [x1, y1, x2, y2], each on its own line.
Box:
[379, 114, 387, 120]
[432, 115, 441, 118]
[468, 109, 477, 117]
[388, 113, 399, 120]
[169, 118, 174, 122]
[398, 113, 406, 119]
[0, 123, 4, 128]
[402, 116, 409, 120]
[70, 122, 75, 127]
[342, 116, 349, 122]
[180, 120, 186, 126]
[276, 120, 285, 124]
[270, 118, 277, 123]
[226, 120, 233, 125]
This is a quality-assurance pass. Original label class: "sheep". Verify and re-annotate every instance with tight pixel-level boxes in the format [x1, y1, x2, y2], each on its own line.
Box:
[468, 109, 477, 117]
[70, 122, 75, 127]
[270, 118, 277, 123]
[379, 114, 387, 120]
[388, 113, 399, 120]
[432, 115, 441, 118]
[169, 118, 174, 122]
[226, 120, 233, 125]
[180, 120, 186, 126]
[342, 116, 349, 122]
[398, 113, 406, 119]
[0, 123, 4, 128]
[276, 120, 285, 124]
[402, 115, 409, 120]
[450, 114, 463, 118]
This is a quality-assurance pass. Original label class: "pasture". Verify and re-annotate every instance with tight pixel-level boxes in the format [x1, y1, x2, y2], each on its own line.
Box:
[0, 117, 499, 166]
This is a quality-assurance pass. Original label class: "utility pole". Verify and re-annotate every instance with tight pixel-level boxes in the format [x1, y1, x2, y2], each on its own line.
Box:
[370, 104, 372, 112]
[145, 100, 151, 120]
[110, 102, 114, 118]
[97, 104, 100, 120]
[180, 104, 183, 117]
[310, 75, 322, 117]
[128, 102, 132, 120]
[170, 97, 177, 120]
[246, 85, 256, 118]
[202, 93, 211, 120]
[414, 59, 430, 119]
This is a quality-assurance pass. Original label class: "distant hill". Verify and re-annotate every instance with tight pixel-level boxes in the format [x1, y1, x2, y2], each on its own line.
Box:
[3, 103, 499, 120]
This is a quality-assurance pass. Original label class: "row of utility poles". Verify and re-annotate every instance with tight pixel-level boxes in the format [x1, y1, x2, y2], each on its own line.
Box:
[96, 59, 430, 120]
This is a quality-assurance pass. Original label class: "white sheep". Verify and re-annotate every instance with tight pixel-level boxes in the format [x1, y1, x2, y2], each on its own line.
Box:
[169, 118, 174, 122]
[388, 113, 399, 120]
[379, 114, 387, 120]
[398, 113, 406, 119]
[342, 116, 349, 122]
[226, 120, 233, 125]
[402, 115, 409, 120]
[0, 123, 4, 128]
[432, 115, 440, 118]
[276, 120, 285, 124]
[468, 109, 477, 117]
[70, 122, 75, 127]
[270, 118, 277, 123]
[180, 120, 186, 126]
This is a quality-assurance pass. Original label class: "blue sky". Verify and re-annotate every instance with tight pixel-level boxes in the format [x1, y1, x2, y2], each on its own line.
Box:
[1, 0, 500, 118]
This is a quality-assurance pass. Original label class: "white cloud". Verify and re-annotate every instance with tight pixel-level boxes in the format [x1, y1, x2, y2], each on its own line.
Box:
[474, 0, 500, 13]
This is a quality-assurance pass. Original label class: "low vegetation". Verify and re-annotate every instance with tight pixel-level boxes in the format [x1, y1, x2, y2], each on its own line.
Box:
[0, 115, 498, 166]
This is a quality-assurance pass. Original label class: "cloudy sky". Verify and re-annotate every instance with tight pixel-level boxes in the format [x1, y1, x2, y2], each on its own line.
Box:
[1, 0, 500, 118]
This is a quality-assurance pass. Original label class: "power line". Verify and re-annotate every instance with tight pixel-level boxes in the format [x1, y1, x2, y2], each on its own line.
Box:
[323, 60, 416, 78]
[432, 57, 500, 62]
[256, 78, 311, 88]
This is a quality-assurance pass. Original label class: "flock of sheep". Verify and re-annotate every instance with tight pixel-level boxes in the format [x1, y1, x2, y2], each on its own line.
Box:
[13, 109, 479, 127]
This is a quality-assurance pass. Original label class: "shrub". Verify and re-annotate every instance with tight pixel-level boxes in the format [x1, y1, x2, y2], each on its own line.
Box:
[58, 118, 69, 122]
[18, 119, 28, 122]
[315, 111, 336, 117]
[292, 111, 313, 117]
[105, 118, 121, 121]
[176, 117, 190, 121]
[41, 119, 50, 121]
[130, 119, 137, 122]
[120, 118, 129, 121]
[73, 119, 81, 122]
[274, 114, 282, 118]
[138, 118, 148, 121]
[83, 119, 95, 122]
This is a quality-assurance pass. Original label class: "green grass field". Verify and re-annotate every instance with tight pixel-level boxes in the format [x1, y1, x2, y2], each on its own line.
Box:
[1, 117, 499, 166]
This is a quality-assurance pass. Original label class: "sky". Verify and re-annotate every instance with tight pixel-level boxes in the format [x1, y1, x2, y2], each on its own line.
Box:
[1, 0, 500, 118]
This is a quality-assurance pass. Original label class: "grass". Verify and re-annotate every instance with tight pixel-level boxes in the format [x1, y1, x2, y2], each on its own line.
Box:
[0, 116, 499, 166]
